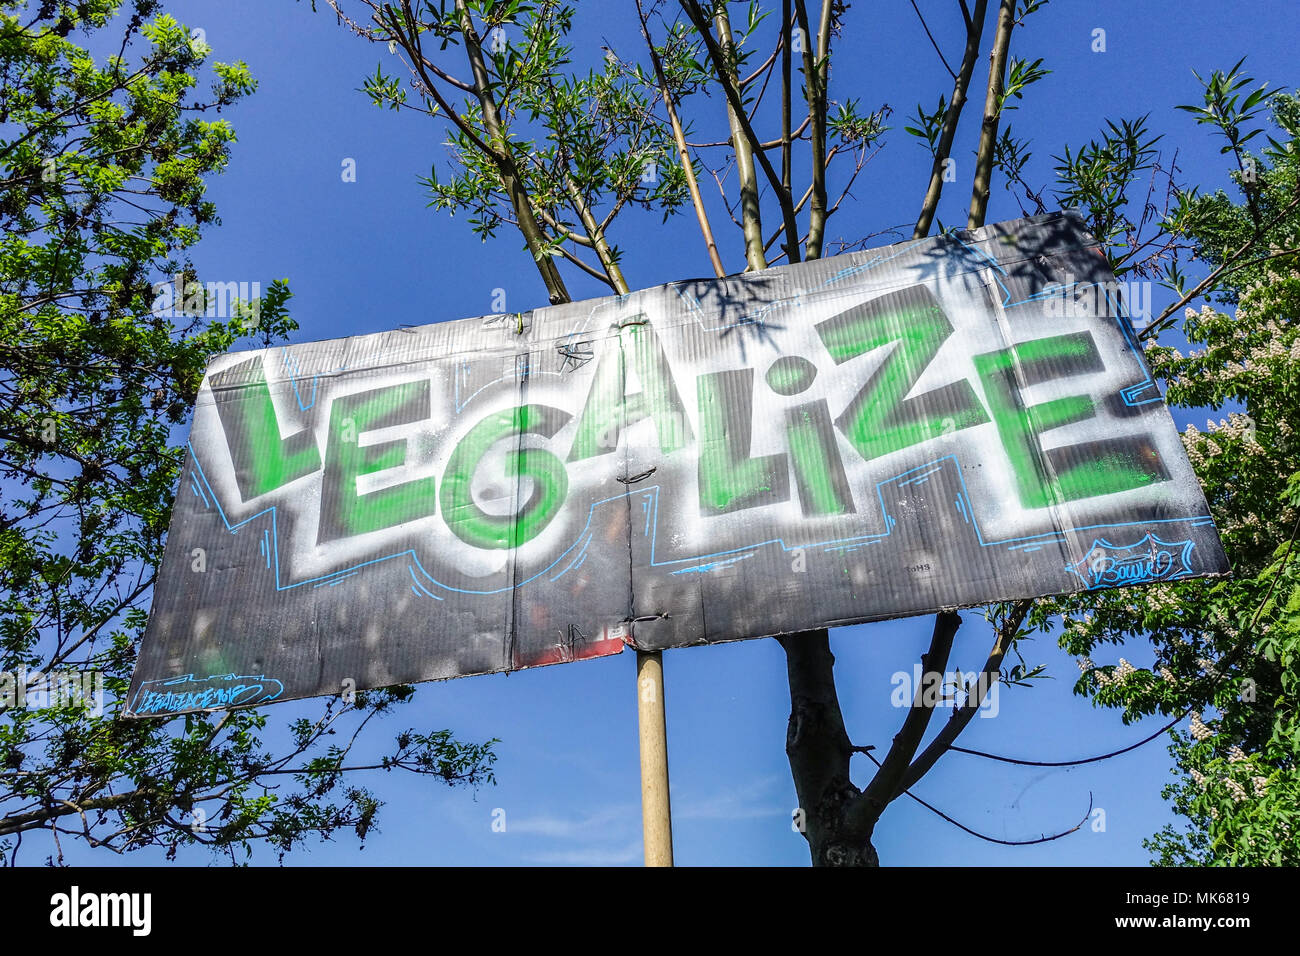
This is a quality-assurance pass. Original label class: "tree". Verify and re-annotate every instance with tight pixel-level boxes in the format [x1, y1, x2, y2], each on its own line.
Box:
[316, 0, 1293, 865]
[1041, 85, 1300, 865]
[316, 0, 1047, 866]
[0, 0, 494, 864]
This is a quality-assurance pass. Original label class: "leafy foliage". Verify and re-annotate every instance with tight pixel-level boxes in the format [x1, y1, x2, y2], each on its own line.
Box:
[350, 0, 688, 283]
[1052, 116, 1163, 264]
[0, 0, 494, 864]
[1038, 91, 1300, 865]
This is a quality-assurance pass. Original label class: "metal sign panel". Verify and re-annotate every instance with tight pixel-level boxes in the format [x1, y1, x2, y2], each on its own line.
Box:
[126, 213, 1227, 716]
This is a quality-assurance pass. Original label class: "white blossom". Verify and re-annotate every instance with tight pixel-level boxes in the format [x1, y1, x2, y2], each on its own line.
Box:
[1190, 712, 1213, 741]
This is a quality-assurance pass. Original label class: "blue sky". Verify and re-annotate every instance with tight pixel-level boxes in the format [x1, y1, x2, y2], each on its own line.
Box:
[48, 0, 1299, 866]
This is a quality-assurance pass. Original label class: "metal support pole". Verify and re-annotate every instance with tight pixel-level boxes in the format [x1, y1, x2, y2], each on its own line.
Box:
[636, 649, 674, 866]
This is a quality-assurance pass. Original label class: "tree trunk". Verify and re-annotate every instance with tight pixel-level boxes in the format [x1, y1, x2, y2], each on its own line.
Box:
[779, 629, 879, 866]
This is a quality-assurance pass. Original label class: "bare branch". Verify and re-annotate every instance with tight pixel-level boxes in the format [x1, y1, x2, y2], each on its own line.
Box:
[1139, 190, 1300, 339]
[556, 244, 621, 290]
[680, 0, 800, 267]
[869, 750, 1096, 846]
[637, 0, 727, 278]
[914, 0, 989, 238]
[910, 0, 957, 79]
[968, 0, 1015, 229]
[898, 598, 1032, 794]
[686, 116, 811, 150]
[854, 611, 961, 825]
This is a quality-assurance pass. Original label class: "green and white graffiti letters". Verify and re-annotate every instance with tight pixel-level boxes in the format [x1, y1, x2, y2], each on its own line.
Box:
[201, 284, 1171, 560]
[136, 217, 1227, 712]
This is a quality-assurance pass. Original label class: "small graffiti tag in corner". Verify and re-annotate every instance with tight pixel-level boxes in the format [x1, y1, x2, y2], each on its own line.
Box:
[130, 673, 285, 715]
[1067, 533, 1196, 590]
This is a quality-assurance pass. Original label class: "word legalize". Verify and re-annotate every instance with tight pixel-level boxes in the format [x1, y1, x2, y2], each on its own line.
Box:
[0, 668, 103, 716]
[128, 213, 1228, 715]
[212, 283, 1169, 556]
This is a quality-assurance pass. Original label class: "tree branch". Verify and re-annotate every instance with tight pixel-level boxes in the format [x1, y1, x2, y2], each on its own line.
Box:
[637, 0, 726, 278]
[1139, 190, 1300, 339]
[967, 0, 1015, 229]
[853, 611, 962, 825]
[680, 0, 800, 267]
[898, 599, 1032, 794]
[556, 243, 620, 290]
[793, 0, 829, 259]
[868, 748, 1096, 846]
[910, 0, 957, 79]
[914, 0, 989, 238]
[781, 0, 793, 215]
[393, 0, 570, 304]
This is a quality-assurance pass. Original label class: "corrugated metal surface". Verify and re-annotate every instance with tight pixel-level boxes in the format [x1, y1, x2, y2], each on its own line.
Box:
[126, 212, 1228, 717]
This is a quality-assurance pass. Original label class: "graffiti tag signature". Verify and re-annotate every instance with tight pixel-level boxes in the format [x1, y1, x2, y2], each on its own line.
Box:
[1068, 533, 1195, 590]
[130, 673, 284, 715]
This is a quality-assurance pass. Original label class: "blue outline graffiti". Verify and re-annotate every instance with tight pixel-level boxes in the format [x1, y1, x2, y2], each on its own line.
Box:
[187, 445, 1212, 601]
[185, 226, 1190, 601]
[1065, 533, 1197, 590]
[130, 673, 285, 715]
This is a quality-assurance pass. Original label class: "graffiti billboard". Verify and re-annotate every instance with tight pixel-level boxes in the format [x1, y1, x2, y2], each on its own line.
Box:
[126, 212, 1227, 717]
